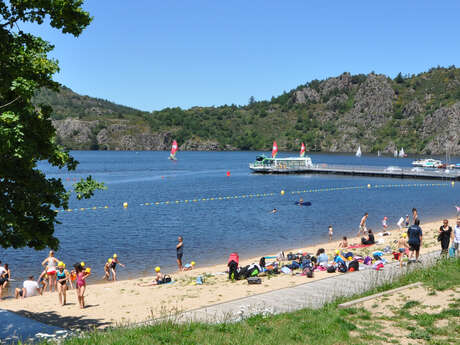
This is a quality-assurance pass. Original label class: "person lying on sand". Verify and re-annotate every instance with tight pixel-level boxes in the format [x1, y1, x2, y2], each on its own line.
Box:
[182, 261, 195, 271]
[338, 236, 348, 248]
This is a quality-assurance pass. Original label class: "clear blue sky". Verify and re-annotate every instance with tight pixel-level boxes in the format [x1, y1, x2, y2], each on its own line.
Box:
[22, 0, 460, 111]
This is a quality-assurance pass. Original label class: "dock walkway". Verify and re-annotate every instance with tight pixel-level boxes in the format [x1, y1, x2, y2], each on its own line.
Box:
[255, 163, 460, 180]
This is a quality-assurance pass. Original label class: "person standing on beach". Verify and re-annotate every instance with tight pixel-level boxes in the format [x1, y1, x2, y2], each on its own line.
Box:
[358, 213, 368, 236]
[41, 250, 60, 292]
[405, 215, 410, 227]
[176, 236, 184, 271]
[438, 219, 452, 257]
[328, 225, 333, 241]
[412, 208, 418, 222]
[407, 219, 423, 262]
[397, 234, 409, 268]
[382, 217, 388, 231]
[397, 216, 405, 230]
[110, 254, 125, 281]
[453, 219, 460, 257]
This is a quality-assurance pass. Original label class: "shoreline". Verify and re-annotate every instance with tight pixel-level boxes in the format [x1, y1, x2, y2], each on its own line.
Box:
[1, 214, 457, 329]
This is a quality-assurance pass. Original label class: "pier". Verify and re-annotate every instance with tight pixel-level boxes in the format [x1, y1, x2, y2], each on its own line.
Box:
[252, 163, 460, 180]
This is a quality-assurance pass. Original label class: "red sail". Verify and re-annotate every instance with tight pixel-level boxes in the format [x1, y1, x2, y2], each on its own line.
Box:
[300, 142, 306, 157]
[272, 141, 278, 158]
[170, 140, 178, 157]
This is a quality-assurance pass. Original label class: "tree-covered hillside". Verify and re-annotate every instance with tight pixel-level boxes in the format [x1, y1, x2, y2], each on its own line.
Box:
[35, 66, 460, 154]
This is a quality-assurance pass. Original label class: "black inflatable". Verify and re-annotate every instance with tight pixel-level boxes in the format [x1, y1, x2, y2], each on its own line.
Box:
[294, 201, 312, 206]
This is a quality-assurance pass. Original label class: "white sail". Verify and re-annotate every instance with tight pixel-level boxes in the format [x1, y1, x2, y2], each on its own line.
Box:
[399, 148, 405, 158]
[355, 146, 362, 157]
[394, 150, 398, 158]
[377, 150, 381, 157]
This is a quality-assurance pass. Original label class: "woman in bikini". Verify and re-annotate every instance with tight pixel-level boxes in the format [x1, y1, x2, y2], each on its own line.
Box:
[41, 250, 60, 292]
[74, 263, 90, 309]
[56, 262, 69, 306]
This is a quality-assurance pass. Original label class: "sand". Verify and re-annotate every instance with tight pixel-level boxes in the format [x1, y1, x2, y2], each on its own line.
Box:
[0, 216, 457, 329]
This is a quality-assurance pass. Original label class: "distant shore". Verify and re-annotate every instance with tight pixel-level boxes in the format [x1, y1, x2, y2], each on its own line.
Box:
[1, 214, 457, 329]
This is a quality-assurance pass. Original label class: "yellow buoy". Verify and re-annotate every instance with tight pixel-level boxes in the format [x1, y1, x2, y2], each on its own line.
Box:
[123, 202, 128, 208]
[367, 184, 371, 188]
[281, 190, 285, 195]
[452, 181, 455, 187]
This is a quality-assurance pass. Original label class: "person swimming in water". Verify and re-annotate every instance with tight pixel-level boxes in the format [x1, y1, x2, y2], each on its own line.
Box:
[56, 262, 69, 306]
[41, 250, 60, 292]
[110, 254, 125, 281]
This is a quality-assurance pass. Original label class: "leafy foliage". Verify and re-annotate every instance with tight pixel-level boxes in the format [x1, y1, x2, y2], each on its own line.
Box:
[0, 0, 103, 250]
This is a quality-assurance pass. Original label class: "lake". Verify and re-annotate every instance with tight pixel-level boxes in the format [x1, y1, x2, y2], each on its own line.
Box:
[2, 151, 459, 284]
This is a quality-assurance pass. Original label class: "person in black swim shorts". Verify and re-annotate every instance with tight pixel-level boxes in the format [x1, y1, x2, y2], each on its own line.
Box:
[407, 219, 423, 262]
[176, 236, 183, 271]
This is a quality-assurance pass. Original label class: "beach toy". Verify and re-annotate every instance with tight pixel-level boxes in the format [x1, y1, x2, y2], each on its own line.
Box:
[402, 233, 407, 238]
[191, 261, 196, 266]
[335, 250, 340, 255]
[123, 202, 128, 208]
[280, 190, 285, 195]
[80, 261, 85, 267]
[85, 267, 91, 273]
[226, 171, 230, 177]
[108, 258, 113, 263]
[113, 254, 117, 258]
[58, 261, 64, 267]
[155, 266, 161, 272]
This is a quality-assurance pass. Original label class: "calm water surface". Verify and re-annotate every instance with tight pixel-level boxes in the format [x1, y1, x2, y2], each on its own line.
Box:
[2, 151, 459, 286]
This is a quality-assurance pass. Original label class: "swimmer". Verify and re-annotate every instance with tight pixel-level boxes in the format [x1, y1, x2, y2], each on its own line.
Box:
[74, 263, 90, 309]
[110, 254, 125, 281]
[41, 250, 60, 292]
[397, 233, 409, 268]
[56, 262, 69, 306]
[138, 267, 164, 286]
[338, 236, 348, 248]
[270, 208, 278, 214]
[298, 198, 304, 205]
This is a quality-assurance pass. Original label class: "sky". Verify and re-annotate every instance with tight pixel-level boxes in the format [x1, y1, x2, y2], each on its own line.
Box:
[20, 0, 460, 111]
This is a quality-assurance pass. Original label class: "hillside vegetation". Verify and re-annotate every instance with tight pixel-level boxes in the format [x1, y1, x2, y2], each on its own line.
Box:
[34, 66, 460, 154]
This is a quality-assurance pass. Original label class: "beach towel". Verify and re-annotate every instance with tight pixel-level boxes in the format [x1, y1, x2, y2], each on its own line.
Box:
[281, 266, 291, 274]
[347, 244, 373, 249]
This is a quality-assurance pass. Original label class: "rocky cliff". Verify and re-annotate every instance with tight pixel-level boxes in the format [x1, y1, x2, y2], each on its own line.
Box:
[36, 66, 460, 154]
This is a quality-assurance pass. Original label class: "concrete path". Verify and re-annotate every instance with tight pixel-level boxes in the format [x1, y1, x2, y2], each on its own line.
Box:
[149, 250, 441, 324]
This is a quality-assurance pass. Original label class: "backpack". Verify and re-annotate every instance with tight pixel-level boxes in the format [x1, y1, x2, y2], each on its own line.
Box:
[247, 277, 262, 284]
[348, 260, 359, 272]
[228, 261, 239, 280]
[287, 252, 296, 260]
[163, 275, 172, 283]
[259, 257, 266, 268]
[327, 265, 336, 273]
[338, 261, 348, 273]
[303, 266, 314, 278]
[363, 256, 372, 265]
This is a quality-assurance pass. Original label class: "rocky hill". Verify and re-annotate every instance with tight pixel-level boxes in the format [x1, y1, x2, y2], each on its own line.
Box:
[34, 66, 460, 154]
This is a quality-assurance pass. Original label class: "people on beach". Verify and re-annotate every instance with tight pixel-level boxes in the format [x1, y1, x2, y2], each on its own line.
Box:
[412, 208, 418, 222]
[110, 254, 125, 281]
[74, 263, 90, 309]
[15, 276, 41, 299]
[316, 248, 328, 266]
[397, 233, 409, 267]
[0, 263, 11, 299]
[176, 236, 184, 271]
[405, 215, 410, 227]
[361, 229, 375, 245]
[183, 261, 195, 271]
[328, 225, 333, 241]
[407, 219, 423, 262]
[454, 219, 460, 257]
[56, 262, 69, 306]
[69, 269, 76, 289]
[338, 236, 348, 248]
[358, 213, 368, 236]
[38, 269, 48, 294]
[138, 266, 164, 286]
[438, 219, 453, 257]
[41, 250, 60, 292]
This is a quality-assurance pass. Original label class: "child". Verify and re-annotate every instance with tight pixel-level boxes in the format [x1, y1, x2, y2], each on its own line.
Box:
[37, 269, 48, 294]
[110, 254, 125, 281]
[103, 258, 112, 280]
[138, 266, 165, 286]
[382, 217, 388, 230]
[183, 261, 195, 271]
[56, 262, 69, 306]
[69, 269, 76, 289]
[328, 225, 333, 241]
[338, 236, 348, 248]
[397, 233, 409, 268]
[397, 216, 405, 230]
[74, 263, 90, 309]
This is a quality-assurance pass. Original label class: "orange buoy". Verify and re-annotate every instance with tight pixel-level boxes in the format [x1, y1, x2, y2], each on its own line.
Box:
[226, 171, 230, 177]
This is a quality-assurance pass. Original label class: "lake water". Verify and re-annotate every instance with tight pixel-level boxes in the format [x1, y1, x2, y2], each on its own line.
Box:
[2, 151, 459, 285]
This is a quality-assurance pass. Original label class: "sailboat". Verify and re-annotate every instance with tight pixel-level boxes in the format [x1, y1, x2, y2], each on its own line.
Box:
[377, 150, 381, 157]
[300, 142, 306, 157]
[272, 141, 278, 158]
[394, 149, 398, 158]
[169, 140, 178, 160]
[355, 146, 362, 157]
[398, 148, 406, 158]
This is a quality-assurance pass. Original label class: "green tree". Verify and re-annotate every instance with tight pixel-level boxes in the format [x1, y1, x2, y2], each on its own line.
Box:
[0, 1, 104, 250]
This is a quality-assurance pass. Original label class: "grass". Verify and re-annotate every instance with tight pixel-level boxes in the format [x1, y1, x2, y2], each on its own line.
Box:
[40, 258, 459, 345]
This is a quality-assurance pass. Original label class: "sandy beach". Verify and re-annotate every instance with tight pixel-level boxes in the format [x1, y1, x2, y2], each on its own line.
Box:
[1, 216, 457, 329]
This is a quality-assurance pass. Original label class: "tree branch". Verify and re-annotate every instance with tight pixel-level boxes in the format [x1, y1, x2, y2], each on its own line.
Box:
[0, 96, 21, 109]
